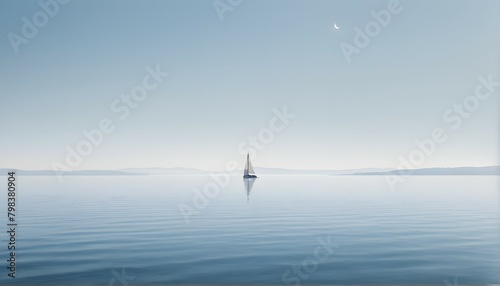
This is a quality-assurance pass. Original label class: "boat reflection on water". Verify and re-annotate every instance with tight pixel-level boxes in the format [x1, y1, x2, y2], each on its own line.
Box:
[243, 178, 256, 203]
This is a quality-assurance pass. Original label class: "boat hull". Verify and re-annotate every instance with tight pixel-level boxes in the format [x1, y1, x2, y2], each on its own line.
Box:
[243, 175, 258, 178]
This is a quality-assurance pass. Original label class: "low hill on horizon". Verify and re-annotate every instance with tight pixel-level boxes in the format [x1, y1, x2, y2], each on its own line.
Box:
[352, 166, 500, 176]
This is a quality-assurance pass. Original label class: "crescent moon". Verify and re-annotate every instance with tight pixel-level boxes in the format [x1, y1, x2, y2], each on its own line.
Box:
[334, 23, 340, 30]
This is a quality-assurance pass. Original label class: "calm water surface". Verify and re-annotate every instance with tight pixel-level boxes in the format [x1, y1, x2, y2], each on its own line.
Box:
[0, 175, 499, 284]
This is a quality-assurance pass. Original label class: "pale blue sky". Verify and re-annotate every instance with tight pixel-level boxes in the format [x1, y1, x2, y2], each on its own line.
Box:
[0, 0, 498, 171]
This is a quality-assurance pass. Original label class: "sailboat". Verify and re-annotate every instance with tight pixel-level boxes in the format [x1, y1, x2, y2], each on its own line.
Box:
[243, 153, 258, 178]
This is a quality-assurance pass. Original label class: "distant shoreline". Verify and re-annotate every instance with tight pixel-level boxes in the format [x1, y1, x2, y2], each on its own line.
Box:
[350, 166, 500, 176]
[1, 166, 498, 176]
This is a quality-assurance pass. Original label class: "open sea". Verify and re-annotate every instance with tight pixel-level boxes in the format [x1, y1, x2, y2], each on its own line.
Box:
[0, 175, 499, 285]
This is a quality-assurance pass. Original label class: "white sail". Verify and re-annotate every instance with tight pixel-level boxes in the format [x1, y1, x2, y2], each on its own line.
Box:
[244, 154, 249, 176]
[247, 157, 255, 174]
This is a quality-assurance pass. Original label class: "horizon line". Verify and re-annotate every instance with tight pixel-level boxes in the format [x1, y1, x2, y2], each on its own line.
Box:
[1, 165, 499, 172]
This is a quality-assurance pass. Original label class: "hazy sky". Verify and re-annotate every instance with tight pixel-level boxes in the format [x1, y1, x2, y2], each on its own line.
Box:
[0, 0, 499, 171]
